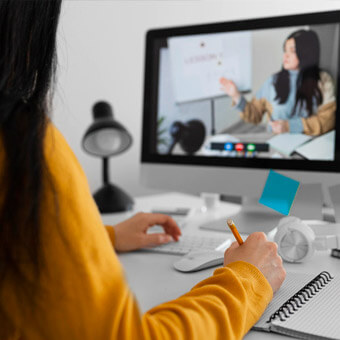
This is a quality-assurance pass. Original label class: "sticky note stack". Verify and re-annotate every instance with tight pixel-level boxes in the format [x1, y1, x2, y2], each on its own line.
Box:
[259, 170, 300, 215]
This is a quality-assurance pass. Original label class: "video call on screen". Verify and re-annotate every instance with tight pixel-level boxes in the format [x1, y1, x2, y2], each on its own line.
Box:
[154, 23, 339, 162]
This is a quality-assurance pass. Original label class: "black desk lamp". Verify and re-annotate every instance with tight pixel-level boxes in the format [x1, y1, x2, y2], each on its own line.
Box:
[82, 101, 134, 213]
[167, 119, 206, 155]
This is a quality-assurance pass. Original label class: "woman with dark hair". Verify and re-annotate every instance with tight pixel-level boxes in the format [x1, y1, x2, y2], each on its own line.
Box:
[220, 29, 336, 136]
[0, 1, 285, 339]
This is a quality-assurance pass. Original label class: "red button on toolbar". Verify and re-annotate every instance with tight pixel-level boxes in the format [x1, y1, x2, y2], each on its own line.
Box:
[235, 143, 244, 151]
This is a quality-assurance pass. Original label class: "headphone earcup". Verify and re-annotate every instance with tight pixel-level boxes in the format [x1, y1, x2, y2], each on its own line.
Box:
[274, 218, 315, 263]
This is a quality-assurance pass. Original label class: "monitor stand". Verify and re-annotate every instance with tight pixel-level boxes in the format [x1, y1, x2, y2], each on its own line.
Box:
[200, 183, 324, 234]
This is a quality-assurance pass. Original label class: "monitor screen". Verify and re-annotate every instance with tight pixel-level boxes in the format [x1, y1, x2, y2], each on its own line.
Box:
[142, 10, 340, 173]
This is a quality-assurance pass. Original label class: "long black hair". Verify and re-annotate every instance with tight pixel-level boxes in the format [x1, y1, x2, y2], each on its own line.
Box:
[0, 1, 62, 290]
[273, 29, 323, 117]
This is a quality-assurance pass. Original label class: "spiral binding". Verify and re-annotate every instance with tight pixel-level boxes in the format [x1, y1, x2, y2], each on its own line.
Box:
[267, 271, 333, 323]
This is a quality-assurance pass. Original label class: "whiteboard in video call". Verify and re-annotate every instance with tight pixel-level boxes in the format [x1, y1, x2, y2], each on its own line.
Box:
[168, 31, 252, 103]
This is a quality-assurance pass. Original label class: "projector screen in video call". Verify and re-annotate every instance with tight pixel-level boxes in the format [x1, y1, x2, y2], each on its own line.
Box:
[155, 23, 339, 162]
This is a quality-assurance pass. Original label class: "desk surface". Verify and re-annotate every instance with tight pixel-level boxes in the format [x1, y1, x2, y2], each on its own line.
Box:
[101, 192, 340, 340]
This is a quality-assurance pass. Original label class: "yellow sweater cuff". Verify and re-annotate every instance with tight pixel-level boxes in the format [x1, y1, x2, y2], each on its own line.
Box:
[105, 225, 115, 247]
[222, 260, 273, 304]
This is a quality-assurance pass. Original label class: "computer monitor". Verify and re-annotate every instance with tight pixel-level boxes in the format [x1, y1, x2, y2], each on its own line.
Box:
[141, 10, 340, 233]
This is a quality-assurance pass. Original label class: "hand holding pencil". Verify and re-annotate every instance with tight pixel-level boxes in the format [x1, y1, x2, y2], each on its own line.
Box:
[223, 220, 286, 293]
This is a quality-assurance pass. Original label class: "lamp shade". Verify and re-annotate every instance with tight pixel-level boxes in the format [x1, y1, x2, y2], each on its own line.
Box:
[82, 101, 132, 157]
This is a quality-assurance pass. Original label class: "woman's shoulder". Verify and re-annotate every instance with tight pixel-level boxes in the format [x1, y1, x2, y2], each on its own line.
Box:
[44, 122, 88, 188]
[255, 74, 276, 99]
[45, 123, 82, 165]
[262, 73, 279, 92]
[264, 73, 277, 85]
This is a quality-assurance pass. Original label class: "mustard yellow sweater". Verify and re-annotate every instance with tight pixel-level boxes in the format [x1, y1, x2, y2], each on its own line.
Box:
[1, 124, 272, 340]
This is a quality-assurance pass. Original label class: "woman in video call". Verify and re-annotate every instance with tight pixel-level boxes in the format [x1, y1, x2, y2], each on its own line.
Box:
[0, 1, 286, 339]
[220, 29, 336, 136]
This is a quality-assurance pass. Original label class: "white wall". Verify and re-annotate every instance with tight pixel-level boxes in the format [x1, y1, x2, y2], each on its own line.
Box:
[54, 0, 340, 198]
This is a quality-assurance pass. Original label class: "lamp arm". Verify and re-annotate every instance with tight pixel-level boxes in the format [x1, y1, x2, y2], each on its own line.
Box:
[103, 157, 109, 185]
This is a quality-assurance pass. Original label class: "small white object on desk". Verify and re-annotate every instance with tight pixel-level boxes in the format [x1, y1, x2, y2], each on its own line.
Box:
[200, 192, 220, 213]
[173, 250, 225, 272]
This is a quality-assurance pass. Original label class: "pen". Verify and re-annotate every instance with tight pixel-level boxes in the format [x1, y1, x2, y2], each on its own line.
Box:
[227, 219, 244, 245]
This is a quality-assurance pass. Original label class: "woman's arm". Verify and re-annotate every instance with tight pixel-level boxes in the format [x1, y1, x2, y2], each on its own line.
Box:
[220, 77, 272, 125]
[238, 97, 272, 125]
[143, 262, 273, 340]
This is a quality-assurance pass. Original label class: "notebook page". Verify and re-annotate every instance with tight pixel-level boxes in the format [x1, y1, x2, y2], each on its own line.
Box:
[253, 272, 315, 331]
[271, 275, 340, 340]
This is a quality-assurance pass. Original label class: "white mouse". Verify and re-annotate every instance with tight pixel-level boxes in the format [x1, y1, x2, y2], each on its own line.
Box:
[173, 250, 225, 272]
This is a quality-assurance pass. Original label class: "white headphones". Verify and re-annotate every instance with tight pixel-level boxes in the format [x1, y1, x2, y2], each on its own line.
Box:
[269, 216, 340, 263]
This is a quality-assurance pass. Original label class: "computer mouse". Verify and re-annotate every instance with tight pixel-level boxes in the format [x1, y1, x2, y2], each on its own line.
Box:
[173, 250, 225, 272]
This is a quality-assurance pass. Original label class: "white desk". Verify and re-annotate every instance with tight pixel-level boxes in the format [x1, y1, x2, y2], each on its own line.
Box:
[101, 192, 340, 340]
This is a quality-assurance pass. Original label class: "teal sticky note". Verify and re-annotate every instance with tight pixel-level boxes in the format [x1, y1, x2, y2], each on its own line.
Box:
[259, 170, 300, 215]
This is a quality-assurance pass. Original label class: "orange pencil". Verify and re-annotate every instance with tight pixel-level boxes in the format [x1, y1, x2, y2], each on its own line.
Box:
[227, 219, 244, 245]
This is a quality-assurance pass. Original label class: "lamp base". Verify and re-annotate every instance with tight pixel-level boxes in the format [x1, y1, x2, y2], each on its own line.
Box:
[93, 183, 134, 213]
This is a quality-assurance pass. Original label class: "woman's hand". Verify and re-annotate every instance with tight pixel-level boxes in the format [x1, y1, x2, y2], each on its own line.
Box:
[112, 212, 182, 252]
[269, 120, 289, 134]
[224, 232, 286, 293]
[219, 77, 241, 103]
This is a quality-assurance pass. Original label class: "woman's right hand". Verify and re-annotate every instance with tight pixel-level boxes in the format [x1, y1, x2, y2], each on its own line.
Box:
[219, 77, 241, 103]
[224, 232, 286, 293]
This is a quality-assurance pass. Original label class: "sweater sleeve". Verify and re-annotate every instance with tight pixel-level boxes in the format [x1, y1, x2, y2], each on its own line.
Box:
[143, 262, 273, 340]
[301, 72, 336, 136]
[2, 124, 273, 340]
[237, 97, 273, 124]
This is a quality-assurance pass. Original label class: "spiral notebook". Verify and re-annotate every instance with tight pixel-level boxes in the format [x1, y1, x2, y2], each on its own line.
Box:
[253, 271, 340, 340]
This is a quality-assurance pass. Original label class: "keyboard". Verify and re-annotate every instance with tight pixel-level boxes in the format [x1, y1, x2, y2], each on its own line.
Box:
[143, 234, 232, 255]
